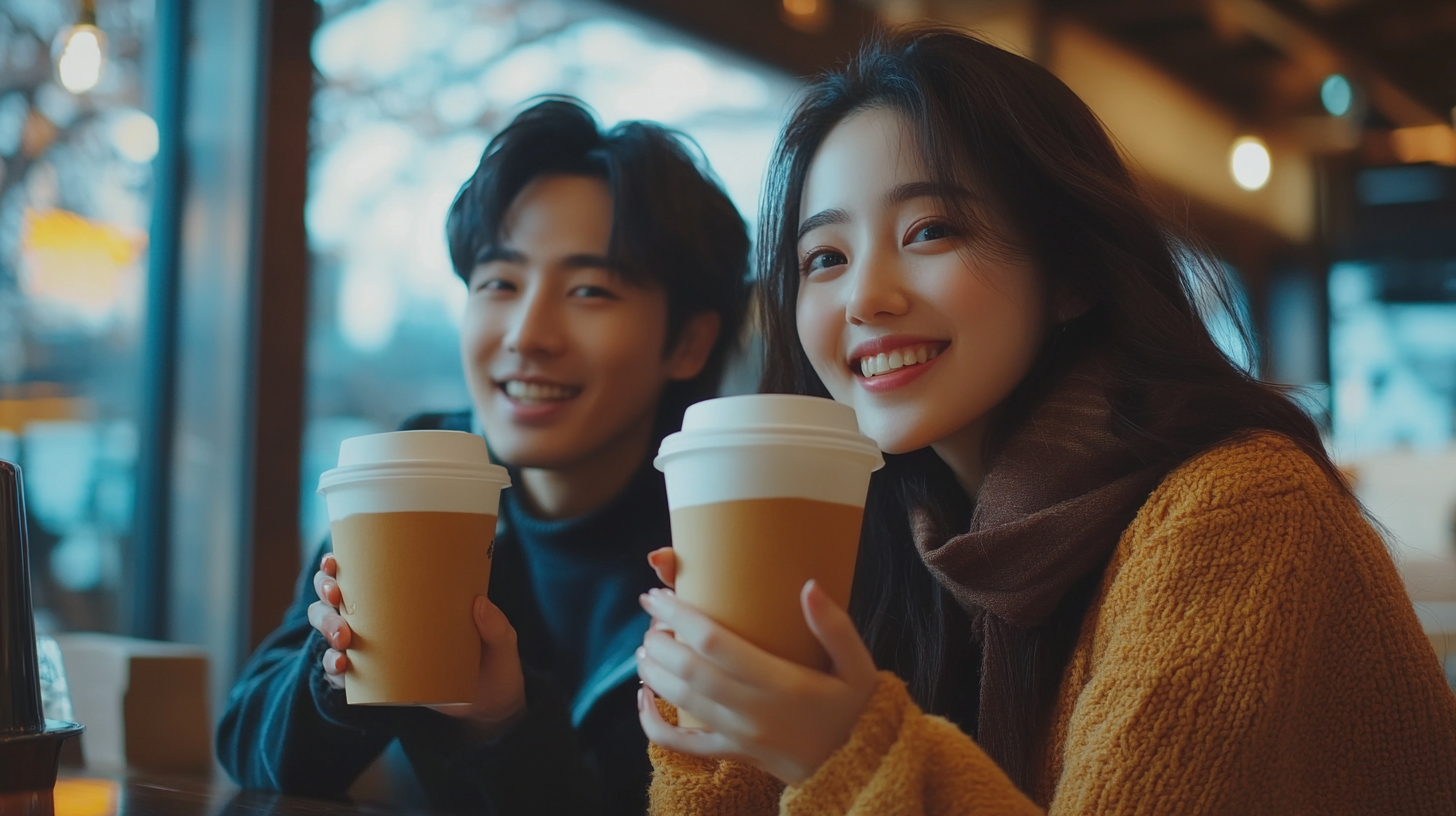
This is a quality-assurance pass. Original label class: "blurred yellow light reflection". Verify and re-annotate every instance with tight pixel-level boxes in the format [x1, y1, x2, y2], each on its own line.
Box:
[1230, 136, 1272, 191]
[20, 208, 146, 324]
[1391, 125, 1456, 166]
[53, 778, 119, 816]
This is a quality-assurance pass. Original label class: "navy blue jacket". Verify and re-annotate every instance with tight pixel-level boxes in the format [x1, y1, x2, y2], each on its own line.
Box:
[216, 411, 663, 815]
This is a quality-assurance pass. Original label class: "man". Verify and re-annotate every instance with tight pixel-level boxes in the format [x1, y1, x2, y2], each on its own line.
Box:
[217, 98, 750, 816]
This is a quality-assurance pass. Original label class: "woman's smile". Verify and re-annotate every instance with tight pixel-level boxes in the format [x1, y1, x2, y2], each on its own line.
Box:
[794, 107, 1047, 457]
[848, 335, 949, 392]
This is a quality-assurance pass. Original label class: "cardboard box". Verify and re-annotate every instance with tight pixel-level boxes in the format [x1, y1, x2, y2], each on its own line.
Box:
[53, 634, 212, 775]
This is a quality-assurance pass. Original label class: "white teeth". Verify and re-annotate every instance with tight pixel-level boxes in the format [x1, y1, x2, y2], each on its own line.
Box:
[503, 381, 577, 402]
[855, 345, 941, 379]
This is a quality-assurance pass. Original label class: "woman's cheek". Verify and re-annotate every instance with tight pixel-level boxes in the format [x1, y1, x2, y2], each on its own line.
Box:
[796, 289, 845, 393]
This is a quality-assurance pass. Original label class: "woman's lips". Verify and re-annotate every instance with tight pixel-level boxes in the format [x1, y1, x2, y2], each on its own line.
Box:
[854, 344, 942, 378]
[854, 350, 942, 393]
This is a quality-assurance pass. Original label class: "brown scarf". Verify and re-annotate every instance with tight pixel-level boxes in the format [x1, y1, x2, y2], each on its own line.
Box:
[910, 359, 1171, 793]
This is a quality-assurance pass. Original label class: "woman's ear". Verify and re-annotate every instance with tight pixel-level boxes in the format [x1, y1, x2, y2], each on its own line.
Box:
[665, 311, 722, 382]
[1053, 286, 1091, 324]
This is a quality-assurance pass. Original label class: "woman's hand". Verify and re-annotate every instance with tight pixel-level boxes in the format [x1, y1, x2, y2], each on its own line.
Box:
[647, 547, 676, 588]
[306, 553, 354, 690]
[306, 553, 527, 737]
[635, 580, 879, 787]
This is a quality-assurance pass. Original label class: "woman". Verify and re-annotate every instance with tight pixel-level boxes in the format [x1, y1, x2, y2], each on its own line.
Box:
[218, 98, 750, 816]
[635, 27, 1456, 814]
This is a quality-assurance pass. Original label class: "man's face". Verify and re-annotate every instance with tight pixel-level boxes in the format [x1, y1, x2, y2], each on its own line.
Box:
[459, 174, 708, 472]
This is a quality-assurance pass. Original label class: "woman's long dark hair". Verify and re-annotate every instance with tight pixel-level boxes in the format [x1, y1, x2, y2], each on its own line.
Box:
[758, 26, 1346, 795]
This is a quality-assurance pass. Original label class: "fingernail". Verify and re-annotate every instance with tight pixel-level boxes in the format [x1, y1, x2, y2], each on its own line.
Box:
[641, 592, 663, 614]
[636, 646, 646, 661]
[637, 687, 645, 711]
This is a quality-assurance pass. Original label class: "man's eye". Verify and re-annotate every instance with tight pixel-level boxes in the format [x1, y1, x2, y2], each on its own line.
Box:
[569, 285, 615, 299]
[474, 278, 516, 293]
[803, 249, 847, 275]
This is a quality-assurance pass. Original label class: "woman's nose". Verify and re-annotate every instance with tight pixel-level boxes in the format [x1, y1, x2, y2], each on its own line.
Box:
[844, 251, 910, 325]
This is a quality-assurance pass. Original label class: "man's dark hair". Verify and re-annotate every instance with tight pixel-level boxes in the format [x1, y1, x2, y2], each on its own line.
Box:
[446, 97, 752, 434]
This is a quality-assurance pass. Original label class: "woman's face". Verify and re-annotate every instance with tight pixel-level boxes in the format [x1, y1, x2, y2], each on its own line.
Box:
[460, 174, 714, 471]
[795, 107, 1047, 465]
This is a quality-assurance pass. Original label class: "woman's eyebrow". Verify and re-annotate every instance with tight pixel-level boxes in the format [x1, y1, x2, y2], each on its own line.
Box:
[797, 208, 849, 242]
[884, 181, 976, 206]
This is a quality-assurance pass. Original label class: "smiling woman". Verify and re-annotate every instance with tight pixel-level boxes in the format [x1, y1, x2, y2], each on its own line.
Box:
[638, 26, 1456, 816]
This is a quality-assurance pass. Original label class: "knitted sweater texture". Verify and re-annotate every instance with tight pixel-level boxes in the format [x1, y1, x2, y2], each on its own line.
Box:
[646, 432, 1456, 815]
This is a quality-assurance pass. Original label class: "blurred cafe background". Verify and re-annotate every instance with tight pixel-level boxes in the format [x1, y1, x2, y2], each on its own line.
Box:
[1, 0, 1455, 788]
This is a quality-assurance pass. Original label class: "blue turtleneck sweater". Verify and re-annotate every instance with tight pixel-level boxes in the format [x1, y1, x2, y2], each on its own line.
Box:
[217, 411, 664, 815]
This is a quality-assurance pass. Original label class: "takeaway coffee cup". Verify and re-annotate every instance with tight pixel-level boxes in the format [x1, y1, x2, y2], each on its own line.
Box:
[655, 395, 884, 726]
[317, 430, 510, 706]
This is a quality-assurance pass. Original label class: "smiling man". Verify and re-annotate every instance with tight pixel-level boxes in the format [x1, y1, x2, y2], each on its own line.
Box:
[217, 99, 751, 816]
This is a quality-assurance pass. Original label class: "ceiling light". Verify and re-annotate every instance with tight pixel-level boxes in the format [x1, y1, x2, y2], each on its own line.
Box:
[1230, 136, 1271, 191]
[781, 0, 830, 33]
[1321, 74, 1352, 117]
[52, 2, 106, 95]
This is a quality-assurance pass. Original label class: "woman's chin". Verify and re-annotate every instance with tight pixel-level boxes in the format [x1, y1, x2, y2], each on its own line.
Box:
[862, 427, 934, 457]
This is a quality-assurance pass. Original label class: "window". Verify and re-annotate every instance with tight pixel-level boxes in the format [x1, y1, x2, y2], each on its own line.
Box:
[302, 0, 801, 546]
[0, 0, 156, 634]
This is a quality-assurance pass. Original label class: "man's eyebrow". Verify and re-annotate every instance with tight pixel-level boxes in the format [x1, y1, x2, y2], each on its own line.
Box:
[475, 246, 524, 265]
[797, 208, 849, 243]
[559, 253, 621, 272]
[884, 181, 976, 206]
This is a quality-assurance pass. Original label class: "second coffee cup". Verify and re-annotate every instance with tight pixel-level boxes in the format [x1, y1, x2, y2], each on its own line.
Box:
[655, 395, 884, 727]
[318, 430, 510, 706]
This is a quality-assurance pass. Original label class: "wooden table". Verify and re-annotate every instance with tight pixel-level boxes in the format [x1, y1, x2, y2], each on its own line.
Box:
[51, 772, 452, 816]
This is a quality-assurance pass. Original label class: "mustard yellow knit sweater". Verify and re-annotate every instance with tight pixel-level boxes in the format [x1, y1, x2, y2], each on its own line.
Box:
[647, 432, 1456, 815]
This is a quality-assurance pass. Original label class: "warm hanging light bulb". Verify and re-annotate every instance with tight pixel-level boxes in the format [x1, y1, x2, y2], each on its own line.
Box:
[781, 0, 831, 33]
[53, 1, 106, 95]
[1229, 136, 1271, 191]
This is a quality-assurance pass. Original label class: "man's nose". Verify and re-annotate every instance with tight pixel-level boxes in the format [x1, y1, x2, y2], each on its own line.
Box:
[503, 284, 566, 356]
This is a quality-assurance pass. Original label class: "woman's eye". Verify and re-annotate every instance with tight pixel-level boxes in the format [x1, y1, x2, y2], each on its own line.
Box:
[803, 249, 847, 275]
[909, 223, 951, 244]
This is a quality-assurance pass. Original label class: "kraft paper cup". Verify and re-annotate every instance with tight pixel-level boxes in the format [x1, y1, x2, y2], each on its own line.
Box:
[655, 395, 883, 727]
[317, 430, 510, 706]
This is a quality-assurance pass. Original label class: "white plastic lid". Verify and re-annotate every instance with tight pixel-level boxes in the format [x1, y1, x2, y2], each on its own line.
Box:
[318, 430, 509, 494]
[680, 394, 861, 434]
[338, 430, 490, 467]
[657, 395, 883, 470]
